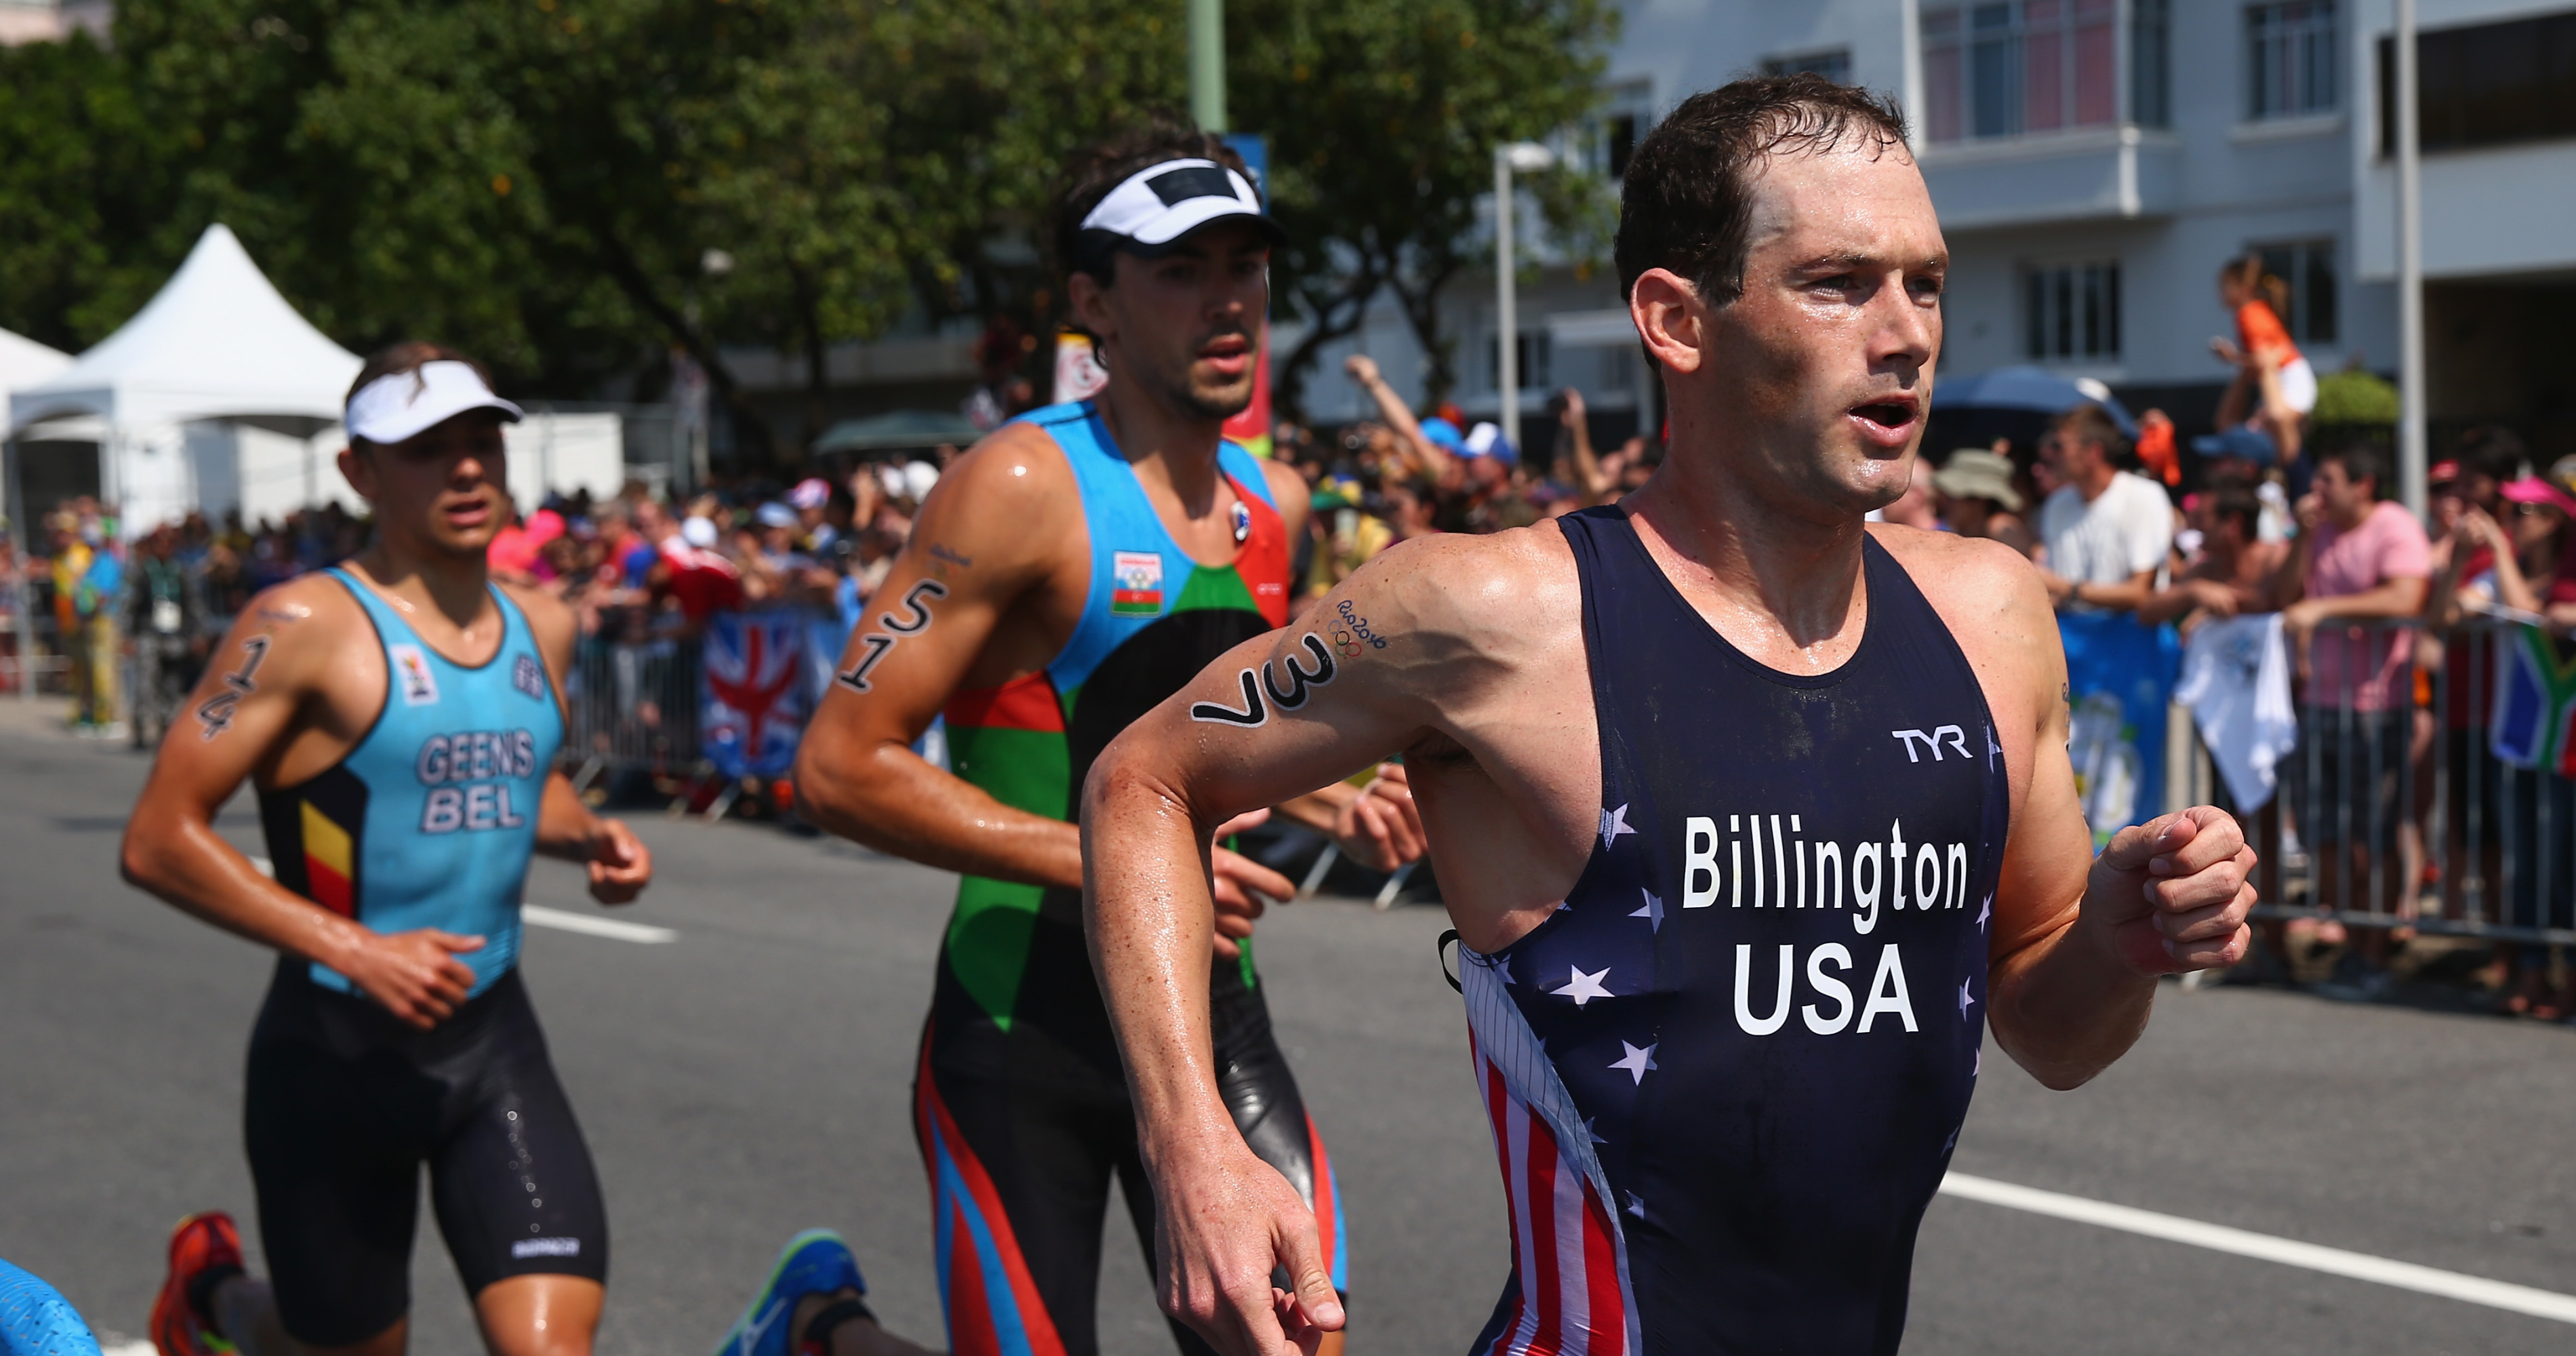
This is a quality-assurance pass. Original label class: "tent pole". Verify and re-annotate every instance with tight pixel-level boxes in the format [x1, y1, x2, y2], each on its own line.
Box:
[6, 433, 33, 704]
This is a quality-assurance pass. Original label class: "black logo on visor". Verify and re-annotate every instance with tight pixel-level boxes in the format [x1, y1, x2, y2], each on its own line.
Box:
[1146, 165, 1239, 205]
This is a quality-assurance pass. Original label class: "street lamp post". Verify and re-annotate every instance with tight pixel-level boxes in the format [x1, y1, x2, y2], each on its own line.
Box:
[1493, 141, 1554, 454]
[1190, 0, 1226, 133]
[2395, 0, 2428, 520]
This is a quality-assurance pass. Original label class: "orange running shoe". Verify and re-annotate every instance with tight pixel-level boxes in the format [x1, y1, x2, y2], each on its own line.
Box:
[150, 1211, 243, 1356]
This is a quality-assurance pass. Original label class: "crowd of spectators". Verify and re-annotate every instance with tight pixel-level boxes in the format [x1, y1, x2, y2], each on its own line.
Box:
[8, 253, 2573, 1012]
[1921, 380, 2576, 1014]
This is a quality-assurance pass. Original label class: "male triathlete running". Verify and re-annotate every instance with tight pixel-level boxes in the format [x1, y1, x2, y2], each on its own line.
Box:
[108, 345, 931, 1356]
[1082, 77, 2259, 1356]
[792, 120, 1422, 1356]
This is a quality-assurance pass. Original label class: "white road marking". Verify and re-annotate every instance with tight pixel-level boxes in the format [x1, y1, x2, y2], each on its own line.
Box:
[1941, 1172, 2576, 1325]
[101, 1341, 154, 1356]
[246, 856, 676, 944]
[522, 905, 676, 944]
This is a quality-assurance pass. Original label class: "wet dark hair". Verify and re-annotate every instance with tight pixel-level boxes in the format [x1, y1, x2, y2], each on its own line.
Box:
[1614, 74, 1912, 306]
[346, 341, 497, 452]
[1052, 111, 1253, 288]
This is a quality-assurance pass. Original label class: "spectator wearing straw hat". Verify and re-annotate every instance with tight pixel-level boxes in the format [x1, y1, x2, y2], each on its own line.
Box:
[1931, 446, 2036, 556]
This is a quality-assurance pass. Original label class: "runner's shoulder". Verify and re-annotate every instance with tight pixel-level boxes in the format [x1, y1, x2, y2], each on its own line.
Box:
[1333, 520, 1577, 654]
[910, 420, 1079, 565]
[1256, 456, 1308, 525]
[207, 573, 371, 688]
[1868, 522, 2061, 699]
[495, 578, 576, 658]
[1870, 521, 2044, 611]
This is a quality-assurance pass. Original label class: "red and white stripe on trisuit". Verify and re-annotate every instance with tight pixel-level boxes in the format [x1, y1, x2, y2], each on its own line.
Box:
[1461, 944, 1643, 1356]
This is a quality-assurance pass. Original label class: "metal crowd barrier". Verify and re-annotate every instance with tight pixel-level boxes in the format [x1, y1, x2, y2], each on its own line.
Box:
[563, 631, 705, 791]
[2171, 617, 2576, 946]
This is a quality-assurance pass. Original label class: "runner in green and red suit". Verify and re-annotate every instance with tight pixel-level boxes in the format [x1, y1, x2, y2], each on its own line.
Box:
[792, 122, 1424, 1356]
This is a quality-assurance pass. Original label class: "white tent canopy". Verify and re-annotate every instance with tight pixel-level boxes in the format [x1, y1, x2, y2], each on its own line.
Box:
[0, 327, 71, 408]
[9, 224, 360, 435]
[7, 224, 362, 534]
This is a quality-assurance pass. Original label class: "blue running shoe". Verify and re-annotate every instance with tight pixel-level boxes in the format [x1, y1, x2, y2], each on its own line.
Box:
[1, 1258, 104, 1356]
[714, 1230, 864, 1356]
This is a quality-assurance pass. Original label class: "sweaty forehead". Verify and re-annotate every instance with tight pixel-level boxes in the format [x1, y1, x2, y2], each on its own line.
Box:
[1742, 141, 1939, 262]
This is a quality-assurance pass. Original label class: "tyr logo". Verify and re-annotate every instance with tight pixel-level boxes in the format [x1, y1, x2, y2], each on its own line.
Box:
[1891, 725, 1970, 763]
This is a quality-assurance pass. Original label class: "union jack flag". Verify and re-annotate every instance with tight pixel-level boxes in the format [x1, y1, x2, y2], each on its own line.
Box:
[704, 611, 808, 779]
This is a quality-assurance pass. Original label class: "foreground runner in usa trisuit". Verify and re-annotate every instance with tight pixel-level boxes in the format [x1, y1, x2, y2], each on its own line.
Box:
[1083, 77, 2259, 1355]
[117, 346, 923, 1356]
[793, 121, 1422, 1356]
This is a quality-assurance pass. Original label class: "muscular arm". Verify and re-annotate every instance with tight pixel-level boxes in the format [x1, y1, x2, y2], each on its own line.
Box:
[793, 425, 1087, 887]
[1085, 558, 1457, 1353]
[119, 582, 481, 1029]
[1900, 534, 2255, 1090]
[1086, 535, 1573, 1353]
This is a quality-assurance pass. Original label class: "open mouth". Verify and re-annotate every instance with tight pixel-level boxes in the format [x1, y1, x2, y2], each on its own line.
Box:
[1847, 396, 1920, 447]
[1850, 399, 1917, 430]
[442, 497, 495, 529]
[1199, 333, 1253, 375]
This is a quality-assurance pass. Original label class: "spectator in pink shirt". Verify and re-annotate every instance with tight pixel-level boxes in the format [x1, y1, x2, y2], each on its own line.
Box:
[2275, 435, 2430, 996]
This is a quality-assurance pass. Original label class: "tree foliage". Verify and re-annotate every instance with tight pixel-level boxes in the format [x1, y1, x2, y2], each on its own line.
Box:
[1232, 0, 1616, 410]
[0, 0, 1613, 454]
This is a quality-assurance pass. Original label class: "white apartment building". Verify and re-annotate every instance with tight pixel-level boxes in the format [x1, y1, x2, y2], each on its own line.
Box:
[1291, 0, 2576, 462]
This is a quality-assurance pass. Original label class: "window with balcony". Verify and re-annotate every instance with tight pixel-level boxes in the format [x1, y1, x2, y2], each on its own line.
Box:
[1763, 49, 1853, 85]
[1923, 1, 2171, 141]
[2378, 10, 2576, 155]
[2250, 239, 2337, 344]
[1924, 1, 2114, 141]
[2247, 2, 2339, 119]
[2026, 260, 2122, 360]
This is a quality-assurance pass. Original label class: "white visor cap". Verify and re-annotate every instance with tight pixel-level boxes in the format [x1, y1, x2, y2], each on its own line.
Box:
[1076, 158, 1284, 257]
[346, 360, 525, 446]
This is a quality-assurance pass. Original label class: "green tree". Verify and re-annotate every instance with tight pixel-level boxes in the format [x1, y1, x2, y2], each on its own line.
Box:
[0, 0, 1617, 458]
[1232, 0, 1618, 412]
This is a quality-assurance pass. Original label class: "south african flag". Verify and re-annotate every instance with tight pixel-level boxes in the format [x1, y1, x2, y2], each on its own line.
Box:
[2491, 624, 2576, 777]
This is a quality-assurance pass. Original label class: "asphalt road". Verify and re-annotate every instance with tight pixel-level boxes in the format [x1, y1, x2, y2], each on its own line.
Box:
[4, 706, 2573, 1355]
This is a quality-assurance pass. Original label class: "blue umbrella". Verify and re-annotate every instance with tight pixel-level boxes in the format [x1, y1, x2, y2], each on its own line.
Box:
[1931, 365, 2138, 437]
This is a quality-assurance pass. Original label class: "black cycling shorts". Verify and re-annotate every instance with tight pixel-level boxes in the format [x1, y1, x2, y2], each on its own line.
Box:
[243, 959, 608, 1347]
[913, 945, 1346, 1356]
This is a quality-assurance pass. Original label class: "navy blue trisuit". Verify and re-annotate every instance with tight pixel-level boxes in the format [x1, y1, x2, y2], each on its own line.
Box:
[1453, 506, 2011, 1355]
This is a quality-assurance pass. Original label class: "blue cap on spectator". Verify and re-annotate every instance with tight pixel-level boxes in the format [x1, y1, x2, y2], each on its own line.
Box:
[1463, 421, 1518, 464]
[1418, 418, 1466, 452]
[2190, 426, 2278, 466]
[755, 502, 799, 529]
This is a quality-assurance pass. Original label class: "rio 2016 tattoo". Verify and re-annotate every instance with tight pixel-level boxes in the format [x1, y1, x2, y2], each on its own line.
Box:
[1331, 598, 1388, 658]
[836, 579, 949, 694]
[1190, 633, 1337, 728]
[196, 635, 273, 740]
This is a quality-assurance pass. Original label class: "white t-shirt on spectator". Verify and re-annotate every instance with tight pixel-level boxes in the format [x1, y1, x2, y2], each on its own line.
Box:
[2038, 471, 2174, 589]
